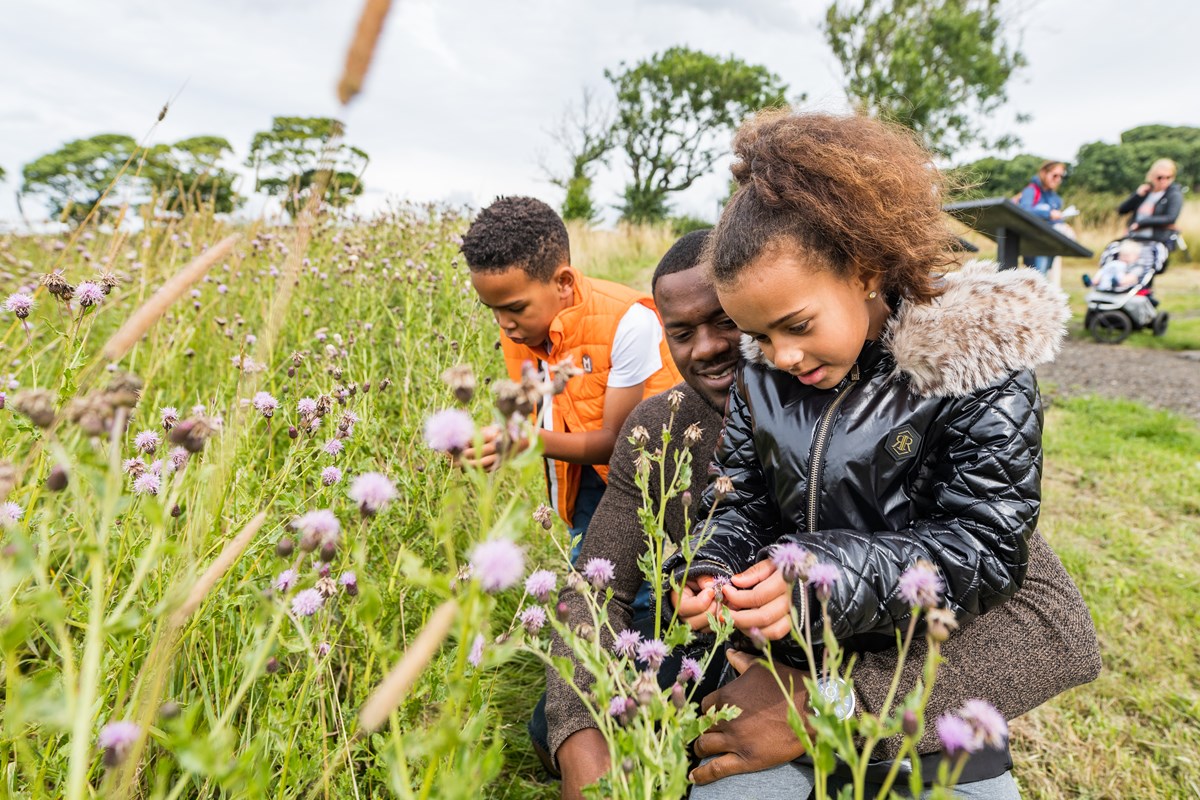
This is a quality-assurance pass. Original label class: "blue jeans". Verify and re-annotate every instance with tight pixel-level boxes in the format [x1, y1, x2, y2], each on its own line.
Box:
[689, 760, 1021, 799]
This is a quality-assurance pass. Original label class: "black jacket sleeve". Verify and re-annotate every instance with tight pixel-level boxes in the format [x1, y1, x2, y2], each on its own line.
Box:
[664, 375, 782, 583]
[778, 370, 1041, 642]
[1136, 185, 1184, 227]
[1117, 190, 1144, 215]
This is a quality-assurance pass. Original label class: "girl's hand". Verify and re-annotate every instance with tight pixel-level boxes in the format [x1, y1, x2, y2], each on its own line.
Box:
[722, 560, 795, 640]
[670, 575, 718, 631]
[1137, 182, 1151, 196]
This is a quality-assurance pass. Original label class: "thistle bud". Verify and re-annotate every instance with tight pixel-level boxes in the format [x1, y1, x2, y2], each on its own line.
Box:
[556, 601, 570, 623]
[276, 537, 295, 558]
[158, 701, 181, 720]
[287, 366, 296, 378]
[288, 425, 299, 439]
[265, 657, 281, 674]
[171, 504, 183, 518]
[319, 538, 338, 563]
[670, 682, 687, 709]
[46, 464, 69, 492]
[681, 491, 693, 507]
[902, 709, 919, 737]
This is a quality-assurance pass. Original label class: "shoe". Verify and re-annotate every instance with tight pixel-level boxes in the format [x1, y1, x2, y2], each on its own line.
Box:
[1081, 274, 1093, 288]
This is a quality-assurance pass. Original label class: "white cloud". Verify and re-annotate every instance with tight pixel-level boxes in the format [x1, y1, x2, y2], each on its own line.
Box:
[0, 0, 1197, 227]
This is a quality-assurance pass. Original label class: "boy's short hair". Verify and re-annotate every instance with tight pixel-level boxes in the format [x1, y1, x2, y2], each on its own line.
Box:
[651, 228, 712, 294]
[460, 196, 570, 282]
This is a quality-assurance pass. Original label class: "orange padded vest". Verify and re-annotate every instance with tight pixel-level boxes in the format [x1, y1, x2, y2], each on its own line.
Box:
[501, 273, 682, 526]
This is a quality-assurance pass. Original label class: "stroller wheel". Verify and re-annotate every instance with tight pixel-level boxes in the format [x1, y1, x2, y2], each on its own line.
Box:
[1088, 310, 1132, 344]
[1153, 311, 1170, 337]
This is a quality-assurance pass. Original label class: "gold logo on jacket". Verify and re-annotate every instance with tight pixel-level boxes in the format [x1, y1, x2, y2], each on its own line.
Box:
[886, 425, 920, 461]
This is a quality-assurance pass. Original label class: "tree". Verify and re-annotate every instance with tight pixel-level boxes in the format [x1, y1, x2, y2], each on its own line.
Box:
[542, 88, 615, 224]
[950, 153, 1047, 198]
[21, 134, 139, 225]
[605, 47, 788, 223]
[143, 136, 242, 215]
[0, 165, 6, 182]
[824, 0, 1026, 159]
[247, 117, 368, 218]
[1071, 126, 1200, 194]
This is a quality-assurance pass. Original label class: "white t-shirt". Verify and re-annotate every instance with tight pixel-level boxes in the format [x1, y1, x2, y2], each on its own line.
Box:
[607, 303, 665, 388]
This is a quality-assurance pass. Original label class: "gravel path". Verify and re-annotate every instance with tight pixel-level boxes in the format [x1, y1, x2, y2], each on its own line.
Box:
[1038, 339, 1200, 423]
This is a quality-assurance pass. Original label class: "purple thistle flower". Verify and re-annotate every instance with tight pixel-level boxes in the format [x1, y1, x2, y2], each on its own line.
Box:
[97, 720, 141, 767]
[1, 501, 23, 527]
[4, 292, 34, 319]
[149, 459, 165, 476]
[636, 638, 669, 671]
[348, 472, 397, 515]
[423, 409, 475, 454]
[160, 406, 179, 430]
[169, 447, 189, 472]
[339, 571, 358, 596]
[469, 538, 525, 592]
[898, 560, 944, 610]
[292, 509, 340, 540]
[807, 562, 839, 601]
[748, 627, 768, 649]
[291, 588, 325, 617]
[322, 438, 343, 456]
[677, 657, 703, 684]
[316, 641, 331, 659]
[520, 605, 547, 634]
[134, 429, 161, 454]
[959, 699, 1008, 748]
[582, 557, 615, 590]
[612, 629, 642, 658]
[132, 473, 161, 495]
[608, 695, 630, 719]
[275, 569, 298, 592]
[297, 397, 318, 417]
[935, 713, 980, 758]
[524, 569, 557, 603]
[320, 466, 342, 486]
[770, 542, 811, 583]
[122, 457, 146, 476]
[252, 391, 279, 418]
[76, 281, 105, 307]
[467, 633, 485, 667]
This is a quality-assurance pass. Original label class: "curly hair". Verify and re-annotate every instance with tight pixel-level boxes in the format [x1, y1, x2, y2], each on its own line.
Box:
[460, 196, 570, 282]
[651, 228, 711, 294]
[706, 109, 959, 304]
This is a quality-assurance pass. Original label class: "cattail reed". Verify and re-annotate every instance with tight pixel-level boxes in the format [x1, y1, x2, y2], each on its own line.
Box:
[170, 510, 267, 626]
[102, 234, 241, 361]
[337, 0, 395, 105]
[356, 599, 458, 734]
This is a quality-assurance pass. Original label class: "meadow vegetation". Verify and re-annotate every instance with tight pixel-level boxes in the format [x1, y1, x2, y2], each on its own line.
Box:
[1, 208, 1197, 798]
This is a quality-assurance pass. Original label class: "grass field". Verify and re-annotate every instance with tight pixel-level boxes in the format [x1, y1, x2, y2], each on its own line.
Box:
[1, 212, 1198, 798]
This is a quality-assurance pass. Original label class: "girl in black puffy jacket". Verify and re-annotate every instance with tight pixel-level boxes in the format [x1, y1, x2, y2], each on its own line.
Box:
[667, 109, 1073, 658]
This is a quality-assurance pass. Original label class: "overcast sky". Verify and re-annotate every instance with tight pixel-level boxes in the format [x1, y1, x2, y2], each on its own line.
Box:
[1, 0, 1197, 226]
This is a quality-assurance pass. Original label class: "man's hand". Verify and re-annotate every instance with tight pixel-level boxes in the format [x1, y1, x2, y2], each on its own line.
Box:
[690, 649, 812, 785]
[457, 425, 527, 471]
[559, 727, 610, 800]
[722, 560, 795, 640]
[670, 575, 719, 631]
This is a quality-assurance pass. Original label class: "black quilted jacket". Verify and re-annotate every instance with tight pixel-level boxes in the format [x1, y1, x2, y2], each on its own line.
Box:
[667, 262, 1071, 654]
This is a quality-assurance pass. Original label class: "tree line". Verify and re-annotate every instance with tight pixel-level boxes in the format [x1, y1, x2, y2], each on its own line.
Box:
[21, 2, 1158, 227]
[955, 125, 1200, 201]
[6, 117, 367, 226]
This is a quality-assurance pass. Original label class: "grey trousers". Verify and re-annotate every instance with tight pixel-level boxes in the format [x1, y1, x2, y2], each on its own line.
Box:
[688, 759, 1021, 799]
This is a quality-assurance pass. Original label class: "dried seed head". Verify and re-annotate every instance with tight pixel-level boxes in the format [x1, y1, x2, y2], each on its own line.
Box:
[713, 476, 734, 501]
[0, 461, 18, 500]
[441, 364, 476, 404]
[629, 426, 650, 447]
[40, 271, 74, 301]
[683, 423, 704, 446]
[12, 389, 56, 428]
[104, 372, 143, 408]
[667, 390, 685, 413]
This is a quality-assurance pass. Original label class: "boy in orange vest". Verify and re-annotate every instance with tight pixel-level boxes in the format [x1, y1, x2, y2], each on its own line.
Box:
[459, 196, 681, 546]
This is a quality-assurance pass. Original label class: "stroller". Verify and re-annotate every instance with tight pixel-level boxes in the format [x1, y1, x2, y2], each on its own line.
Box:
[1083, 238, 1169, 344]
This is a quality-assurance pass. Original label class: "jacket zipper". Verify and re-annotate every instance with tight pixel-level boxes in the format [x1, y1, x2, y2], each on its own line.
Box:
[806, 363, 860, 533]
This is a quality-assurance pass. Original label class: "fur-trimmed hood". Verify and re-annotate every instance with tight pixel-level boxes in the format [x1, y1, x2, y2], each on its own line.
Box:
[739, 261, 1070, 398]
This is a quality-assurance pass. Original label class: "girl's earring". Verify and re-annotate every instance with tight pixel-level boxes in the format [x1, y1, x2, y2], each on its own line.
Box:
[868, 291, 878, 300]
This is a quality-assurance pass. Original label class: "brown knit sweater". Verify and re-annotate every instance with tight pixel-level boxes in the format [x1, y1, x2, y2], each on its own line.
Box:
[544, 381, 1101, 760]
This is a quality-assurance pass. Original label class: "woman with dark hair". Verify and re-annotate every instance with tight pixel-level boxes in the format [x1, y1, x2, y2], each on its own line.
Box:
[1119, 158, 1184, 252]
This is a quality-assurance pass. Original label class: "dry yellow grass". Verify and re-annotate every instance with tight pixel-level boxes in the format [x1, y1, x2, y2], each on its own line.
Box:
[566, 221, 680, 289]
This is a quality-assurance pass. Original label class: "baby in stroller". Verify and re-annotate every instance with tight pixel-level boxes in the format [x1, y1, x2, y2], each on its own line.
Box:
[1083, 237, 1169, 343]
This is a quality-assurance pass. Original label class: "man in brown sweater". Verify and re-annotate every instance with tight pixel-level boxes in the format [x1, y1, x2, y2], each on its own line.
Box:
[543, 231, 1101, 798]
